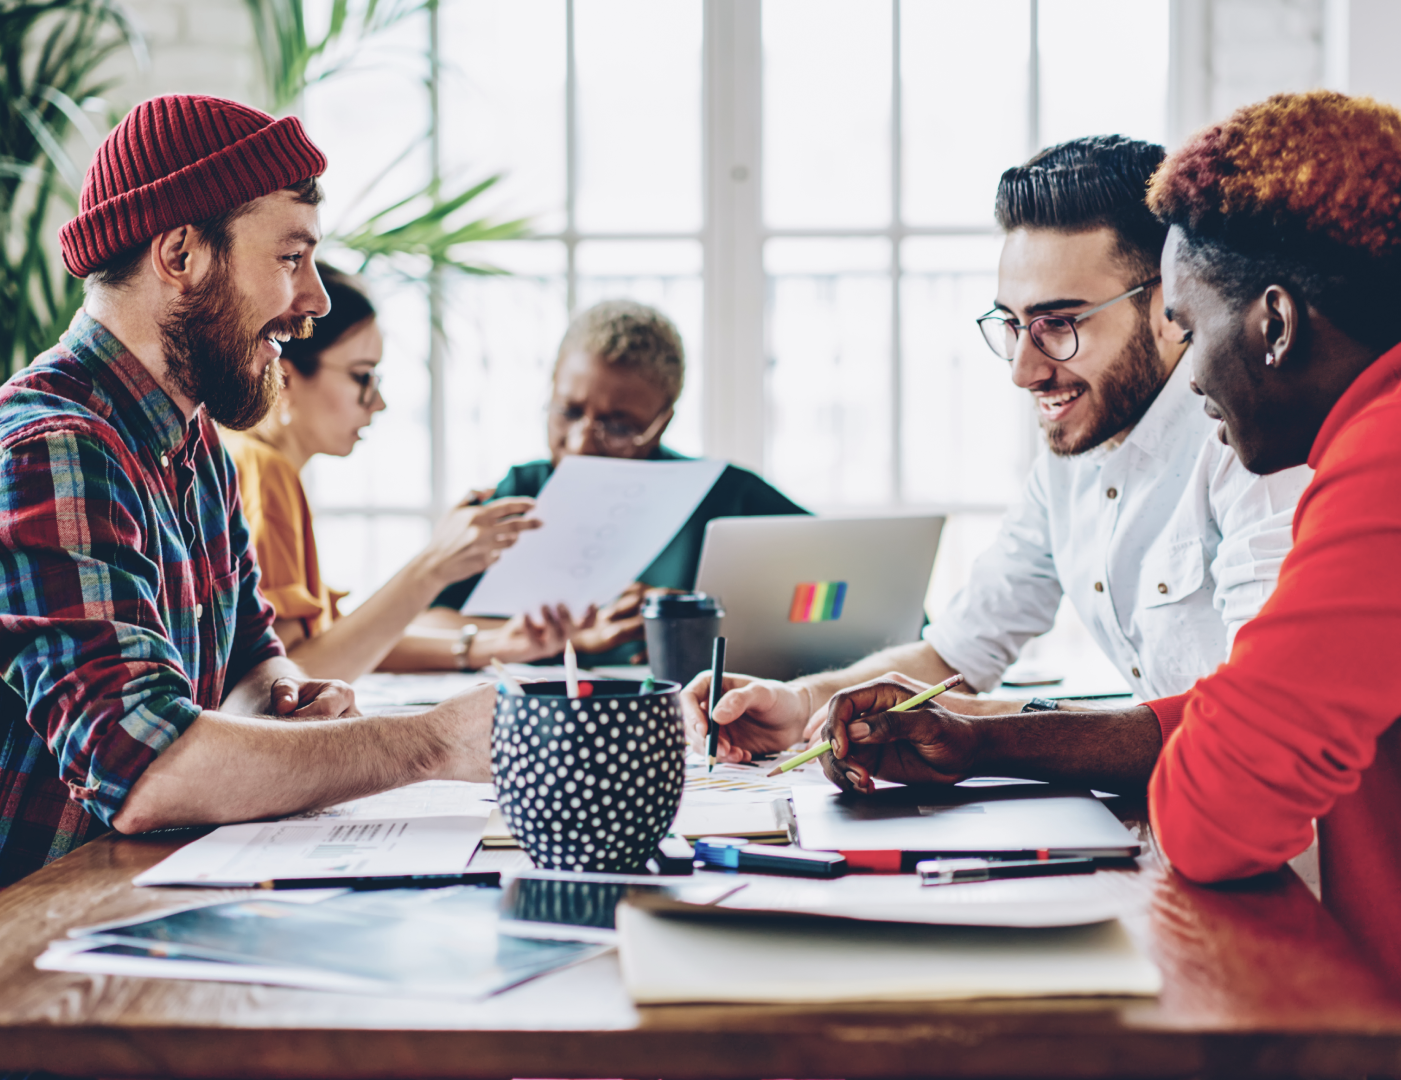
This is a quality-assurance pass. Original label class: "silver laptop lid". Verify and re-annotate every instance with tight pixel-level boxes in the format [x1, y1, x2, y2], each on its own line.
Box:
[694, 514, 943, 681]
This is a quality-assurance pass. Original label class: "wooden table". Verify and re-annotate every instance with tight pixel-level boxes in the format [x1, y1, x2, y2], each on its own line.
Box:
[2, 807, 1400, 1080]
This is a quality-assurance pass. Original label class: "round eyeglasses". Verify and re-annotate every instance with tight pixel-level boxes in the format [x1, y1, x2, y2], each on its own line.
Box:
[976, 277, 1161, 362]
[547, 402, 673, 453]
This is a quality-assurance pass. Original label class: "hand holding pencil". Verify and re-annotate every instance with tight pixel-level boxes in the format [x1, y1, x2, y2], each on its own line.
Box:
[816, 674, 977, 795]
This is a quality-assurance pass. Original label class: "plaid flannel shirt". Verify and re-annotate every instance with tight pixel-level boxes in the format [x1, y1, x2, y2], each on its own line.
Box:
[0, 312, 283, 886]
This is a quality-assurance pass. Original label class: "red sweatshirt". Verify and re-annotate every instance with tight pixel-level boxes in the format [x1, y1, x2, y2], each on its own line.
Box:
[1147, 341, 1401, 982]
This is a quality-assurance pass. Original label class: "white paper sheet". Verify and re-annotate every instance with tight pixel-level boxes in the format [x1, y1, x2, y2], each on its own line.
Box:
[289, 781, 497, 821]
[463, 455, 727, 616]
[133, 815, 488, 887]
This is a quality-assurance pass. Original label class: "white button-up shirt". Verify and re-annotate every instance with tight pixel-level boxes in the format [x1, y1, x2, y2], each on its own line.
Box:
[924, 358, 1312, 699]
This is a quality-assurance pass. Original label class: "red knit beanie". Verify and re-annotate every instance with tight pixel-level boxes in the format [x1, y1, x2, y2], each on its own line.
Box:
[59, 94, 328, 278]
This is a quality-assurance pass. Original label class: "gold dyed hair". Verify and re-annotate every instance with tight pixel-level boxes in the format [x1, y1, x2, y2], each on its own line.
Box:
[1148, 90, 1401, 258]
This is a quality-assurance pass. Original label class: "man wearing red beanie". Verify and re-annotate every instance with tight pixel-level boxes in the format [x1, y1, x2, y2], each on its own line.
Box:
[0, 95, 496, 886]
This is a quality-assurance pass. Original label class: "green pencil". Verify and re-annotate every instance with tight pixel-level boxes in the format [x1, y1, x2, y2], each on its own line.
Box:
[765, 673, 965, 777]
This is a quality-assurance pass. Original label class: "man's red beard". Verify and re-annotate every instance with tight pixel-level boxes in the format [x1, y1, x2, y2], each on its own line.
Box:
[158, 256, 313, 430]
[1038, 312, 1166, 457]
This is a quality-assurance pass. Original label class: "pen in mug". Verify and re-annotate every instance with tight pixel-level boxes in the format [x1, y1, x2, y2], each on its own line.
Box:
[766, 673, 964, 777]
[564, 640, 580, 699]
[706, 635, 726, 772]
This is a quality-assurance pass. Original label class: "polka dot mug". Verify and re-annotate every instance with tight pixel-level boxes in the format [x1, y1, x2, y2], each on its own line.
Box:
[491, 680, 686, 873]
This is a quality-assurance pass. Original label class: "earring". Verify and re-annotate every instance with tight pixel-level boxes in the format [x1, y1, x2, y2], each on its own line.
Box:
[279, 407, 292, 426]
[1264, 352, 1276, 367]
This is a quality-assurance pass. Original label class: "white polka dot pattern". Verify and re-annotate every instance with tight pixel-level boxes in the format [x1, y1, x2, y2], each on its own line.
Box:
[491, 688, 687, 873]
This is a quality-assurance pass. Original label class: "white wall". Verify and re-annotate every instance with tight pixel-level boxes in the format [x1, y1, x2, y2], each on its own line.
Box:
[1171, 0, 1327, 144]
[104, 0, 263, 114]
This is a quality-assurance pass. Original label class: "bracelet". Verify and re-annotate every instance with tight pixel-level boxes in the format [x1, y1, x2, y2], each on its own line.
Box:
[452, 623, 480, 671]
[1020, 697, 1059, 713]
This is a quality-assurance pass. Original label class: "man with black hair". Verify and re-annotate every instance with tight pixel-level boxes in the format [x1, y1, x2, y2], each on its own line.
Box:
[681, 135, 1311, 762]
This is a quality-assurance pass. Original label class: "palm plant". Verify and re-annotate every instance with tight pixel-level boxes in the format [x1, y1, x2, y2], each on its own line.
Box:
[1, 0, 144, 375]
[243, 0, 529, 278]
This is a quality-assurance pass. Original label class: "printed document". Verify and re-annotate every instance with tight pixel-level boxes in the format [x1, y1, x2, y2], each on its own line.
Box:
[463, 455, 727, 616]
[133, 815, 488, 888]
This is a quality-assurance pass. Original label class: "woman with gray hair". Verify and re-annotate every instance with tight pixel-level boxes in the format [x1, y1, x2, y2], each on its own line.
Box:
[420, 299, 808, 666]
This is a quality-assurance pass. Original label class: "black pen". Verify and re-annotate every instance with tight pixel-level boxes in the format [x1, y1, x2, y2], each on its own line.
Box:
[255, 870, 501, 891]
[706, 635, 725, 772]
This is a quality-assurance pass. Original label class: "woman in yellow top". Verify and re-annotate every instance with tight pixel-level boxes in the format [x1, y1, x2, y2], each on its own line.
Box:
[224, 265, 570, 682]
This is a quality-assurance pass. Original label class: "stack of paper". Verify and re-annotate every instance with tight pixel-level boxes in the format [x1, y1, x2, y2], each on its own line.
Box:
[616, 901, 1161, 1004]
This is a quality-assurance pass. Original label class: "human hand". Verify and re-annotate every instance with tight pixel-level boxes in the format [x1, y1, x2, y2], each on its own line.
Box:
[473, 606, 570, 665]
[801, 670, 930, 742]
[820, 677, 981, 794]
[423, 495, 541, 586]
[566, 582, 647, 654]
[269, 676, 360, 719]
[429, 682, 496, 782]
[680, 671, 812, 763]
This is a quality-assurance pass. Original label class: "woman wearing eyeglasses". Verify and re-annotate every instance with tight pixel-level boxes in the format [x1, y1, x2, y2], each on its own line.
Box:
[223, 265, 569, 682]
[420, 299, 808, 666]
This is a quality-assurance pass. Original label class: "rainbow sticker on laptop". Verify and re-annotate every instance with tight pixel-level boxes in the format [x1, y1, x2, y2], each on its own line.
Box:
[789, 581, 848, 623]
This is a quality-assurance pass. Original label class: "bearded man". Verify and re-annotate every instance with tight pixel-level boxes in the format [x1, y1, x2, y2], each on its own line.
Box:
[0, 95, 494, 886]
[683, 135, 1312, 761]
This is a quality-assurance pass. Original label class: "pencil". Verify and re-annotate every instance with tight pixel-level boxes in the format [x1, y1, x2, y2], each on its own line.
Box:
[564, 640, 580, 699]
[706, 635, 726, 772]
[765, 673, 964, 777]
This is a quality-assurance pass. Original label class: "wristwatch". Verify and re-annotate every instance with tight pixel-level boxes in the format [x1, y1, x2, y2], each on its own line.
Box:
[452, 623, 480, 671]
[1020, 697, 1059, 712]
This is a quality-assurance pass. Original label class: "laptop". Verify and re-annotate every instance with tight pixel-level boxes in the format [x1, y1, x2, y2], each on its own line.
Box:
[791, 782, 1142, 861]
[693, 514, 943, 681]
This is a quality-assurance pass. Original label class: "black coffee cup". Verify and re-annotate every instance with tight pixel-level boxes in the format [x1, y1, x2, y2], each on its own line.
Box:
[642, 593, 724, 687]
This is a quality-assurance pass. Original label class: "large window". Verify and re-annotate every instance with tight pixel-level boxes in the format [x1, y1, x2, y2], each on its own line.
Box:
[302, 0, 1169, 610]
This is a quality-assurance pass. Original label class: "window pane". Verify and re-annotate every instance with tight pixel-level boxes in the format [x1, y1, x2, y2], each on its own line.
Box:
[575, 0, 702, 232]
[902, 0, 1029, 227]
[439, 0, 568, 233]
[575, 240, 705, 457]
[1039, 0, 1170, 148]
[316, 513, 432, 614]
[442, 242, 568, 500]
[303, 271, 432, 511]
[765, 238, 892, 506]
[900, 236, 1033, 505]
[764, 0, 892, 229]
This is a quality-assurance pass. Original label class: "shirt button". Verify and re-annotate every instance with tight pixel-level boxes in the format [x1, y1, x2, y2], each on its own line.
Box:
[1093, 582, 1104, 592]
[195, 603, 204, 620]
[160, 453, 170, 468]
[1157, 583, 1168, 594]
[1106, 487, 1118, 499]
[1132, 667, 1142, 678]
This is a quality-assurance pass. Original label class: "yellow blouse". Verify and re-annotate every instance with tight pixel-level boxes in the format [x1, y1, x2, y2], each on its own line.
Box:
[222, 430, 345, 638]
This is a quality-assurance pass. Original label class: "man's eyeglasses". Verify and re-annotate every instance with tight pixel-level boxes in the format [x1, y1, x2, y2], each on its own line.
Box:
[548, 402, 672, 452]
[976, 277, 1161, 362]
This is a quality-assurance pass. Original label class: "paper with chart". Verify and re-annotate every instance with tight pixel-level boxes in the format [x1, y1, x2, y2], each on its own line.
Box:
[463, 455, 727, 617]
[133, 816, 489, 887]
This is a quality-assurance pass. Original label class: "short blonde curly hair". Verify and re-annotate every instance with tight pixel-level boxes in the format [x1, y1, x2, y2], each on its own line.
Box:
[555, 300, 685, 407]
[1148, 90, 1401, 349]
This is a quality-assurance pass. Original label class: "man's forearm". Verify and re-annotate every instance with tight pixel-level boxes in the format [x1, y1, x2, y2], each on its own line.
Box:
[970, 706, 1163, 793]
[111, 708, 454, 833]
[794, 640, 958, 715]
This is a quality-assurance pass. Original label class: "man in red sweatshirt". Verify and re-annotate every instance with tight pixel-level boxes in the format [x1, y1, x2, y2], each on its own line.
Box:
[810, 91, 1401, 982]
